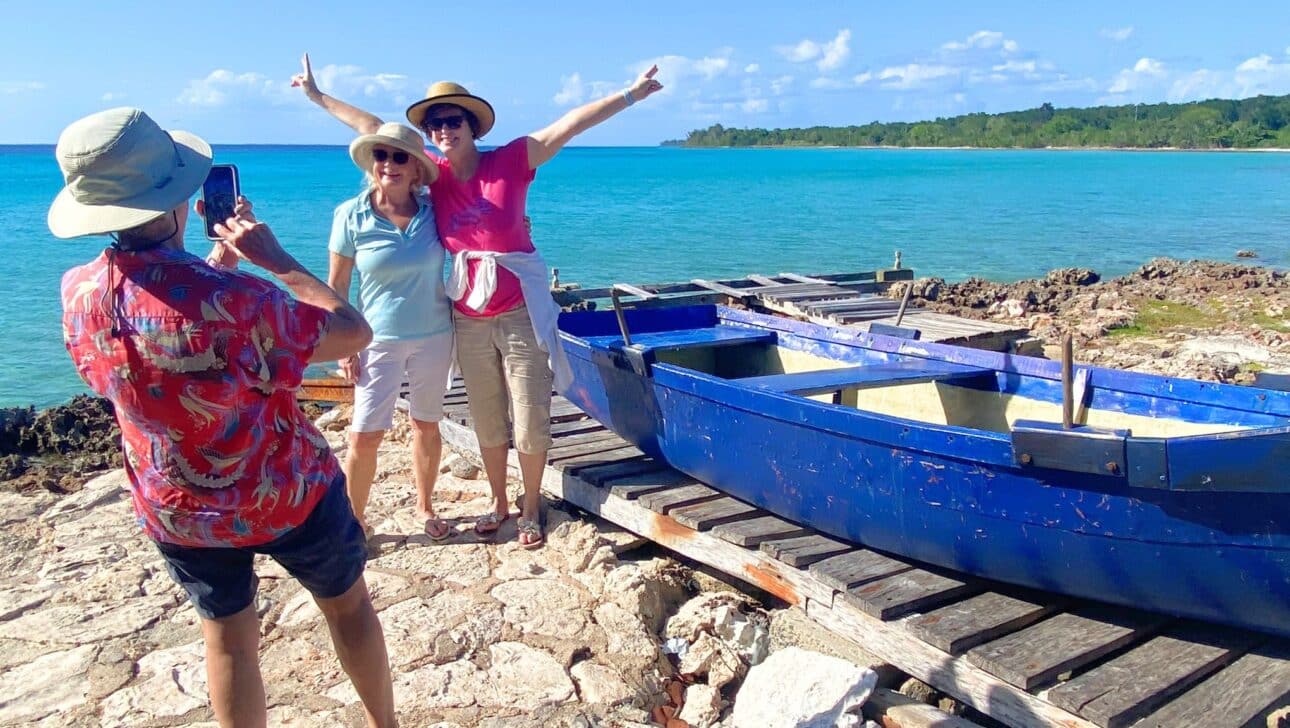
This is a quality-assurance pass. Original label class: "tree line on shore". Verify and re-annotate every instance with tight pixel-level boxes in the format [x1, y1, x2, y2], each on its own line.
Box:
[666, 93, 1290, 149]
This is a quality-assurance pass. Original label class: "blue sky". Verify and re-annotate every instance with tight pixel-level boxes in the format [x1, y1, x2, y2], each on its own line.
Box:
[3, 0, 1289, 145]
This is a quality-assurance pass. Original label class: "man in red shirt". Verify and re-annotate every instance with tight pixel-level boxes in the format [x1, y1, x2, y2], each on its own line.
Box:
[52, 107, 396, 727]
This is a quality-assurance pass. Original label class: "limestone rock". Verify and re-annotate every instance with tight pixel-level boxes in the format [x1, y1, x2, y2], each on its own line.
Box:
[0, 644, 96, 723]
[678, 631, 745, 689]
[570, 661, 635, 706]
[484, 642, 576, 708]
[732, 647, 877, 728]
[370, 541, 491, 586]
[605, 557, 689, 633]
[492, 578, 592, 639]
[99, 641, 208, 724]
[0, 599, 167, 645]
[677, 683, 725, 728]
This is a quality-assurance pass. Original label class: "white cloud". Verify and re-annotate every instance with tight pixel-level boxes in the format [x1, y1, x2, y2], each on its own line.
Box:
[818, 29, 852, 72]
[769, 75, 794, 95]
[1, 81, 44, 94]
[315, 64, 412, 104]
[553, 73, 584, 106]
[178, 70, 277, 106]
[179, 65, 413, 109]
[853, 72, 873, 85]
[101, 92, 123, 102]
[878, 63, 958, 90]
[1100, 26, 1134, 42]
[776, 29, 852, 71]
[943, 31, 1015, 53]
[1107, 57, 1166, 94]
[741, 98, 769, 113]
[745, 63, 760, 73]
[993, 60, 1037, 74]
[778, 39, 822, 63]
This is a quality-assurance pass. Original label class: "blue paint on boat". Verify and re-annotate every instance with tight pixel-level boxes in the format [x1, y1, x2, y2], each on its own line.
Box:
[558, 304, 1290, 636]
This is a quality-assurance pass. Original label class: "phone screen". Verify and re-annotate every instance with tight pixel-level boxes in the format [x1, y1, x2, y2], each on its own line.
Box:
[201, 165, 239, 239]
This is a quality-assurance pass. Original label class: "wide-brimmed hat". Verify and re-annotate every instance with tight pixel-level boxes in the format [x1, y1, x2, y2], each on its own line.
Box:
[405, 81, 496, 139]
[48, 107, 212, 239]
[349, 123, 439, 183]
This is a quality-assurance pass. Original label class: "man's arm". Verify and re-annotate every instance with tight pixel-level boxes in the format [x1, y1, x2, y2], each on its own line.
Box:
[214, 216, 371, 361]
[291, 53, 384, 135]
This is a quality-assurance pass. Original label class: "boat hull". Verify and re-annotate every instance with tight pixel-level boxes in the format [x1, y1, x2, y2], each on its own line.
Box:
[558, 306, 1290, 637]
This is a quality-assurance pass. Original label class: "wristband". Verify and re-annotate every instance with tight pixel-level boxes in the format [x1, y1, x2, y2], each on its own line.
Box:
[623, 89, 636, 107]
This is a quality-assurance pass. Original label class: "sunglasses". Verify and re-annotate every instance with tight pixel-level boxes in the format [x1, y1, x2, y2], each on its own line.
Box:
[424, 115, 466, 132]
[371, 148, 410, 164]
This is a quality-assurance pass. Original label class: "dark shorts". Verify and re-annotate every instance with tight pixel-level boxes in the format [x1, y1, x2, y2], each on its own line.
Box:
[152, 475, 367, 620]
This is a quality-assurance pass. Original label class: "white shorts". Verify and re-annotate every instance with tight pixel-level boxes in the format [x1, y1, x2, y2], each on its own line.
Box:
[351, 330, 455, 432]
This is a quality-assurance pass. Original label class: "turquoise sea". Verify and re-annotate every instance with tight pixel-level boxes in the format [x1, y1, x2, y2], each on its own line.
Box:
[4, 145, 1289, 409]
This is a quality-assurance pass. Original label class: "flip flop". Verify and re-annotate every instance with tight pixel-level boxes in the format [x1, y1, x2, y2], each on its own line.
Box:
[517, 516, 545, 550]
[473, 510, 511, 536]
[425, 517, 452, 541]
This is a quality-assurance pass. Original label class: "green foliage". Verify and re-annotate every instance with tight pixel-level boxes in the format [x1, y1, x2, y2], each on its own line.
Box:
[1107, 300, 1228, 337]
[664, 94, 1290, 149]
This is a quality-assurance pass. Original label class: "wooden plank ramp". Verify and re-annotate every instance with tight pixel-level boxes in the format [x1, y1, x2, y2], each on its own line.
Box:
[437, 407, 1290, 728]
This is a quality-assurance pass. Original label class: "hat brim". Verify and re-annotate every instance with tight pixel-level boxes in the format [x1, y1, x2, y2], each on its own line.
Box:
[48, 130, 212, 239]
[405, 94, 496, 139]
[350, 132, 440, 184]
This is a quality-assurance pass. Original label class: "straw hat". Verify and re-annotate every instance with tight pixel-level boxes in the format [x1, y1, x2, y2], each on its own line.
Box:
[405, 81, 496, 139]
[349, 123, 439, 183]
[48, 107, 212, 239]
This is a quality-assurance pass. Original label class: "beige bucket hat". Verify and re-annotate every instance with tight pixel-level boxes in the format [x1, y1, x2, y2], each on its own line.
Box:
[349, 123, 439, 183]
[405, 81, 496, 139]
[48, 107, 212, 239]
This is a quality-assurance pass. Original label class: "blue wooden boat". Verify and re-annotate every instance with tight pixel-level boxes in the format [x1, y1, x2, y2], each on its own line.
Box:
[558, 304, 1290, 637]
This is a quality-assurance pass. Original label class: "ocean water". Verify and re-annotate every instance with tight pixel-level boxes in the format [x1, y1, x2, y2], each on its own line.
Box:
[3, 145, 1288, 408]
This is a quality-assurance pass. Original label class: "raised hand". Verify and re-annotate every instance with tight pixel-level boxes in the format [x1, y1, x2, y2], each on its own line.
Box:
[290, 53, 320, 99]
[629, 65, 664, 102]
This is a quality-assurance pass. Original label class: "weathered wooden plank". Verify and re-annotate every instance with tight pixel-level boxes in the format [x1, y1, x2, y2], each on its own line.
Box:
[809, 549, 913, 593]
[603, 469, 699, 500]
[1044, 626, 1258, 728]
[907, 591, 1062, 655]
[546, 428, 624, 452]
[548, 417, 605, 437]
[966, 608, 1166, 690]
[863, 688, 981, 728]
[552, 446, 647, 471]
[777, 272, 832, 284]
[1133, 644, 1290, 728]
[548, 398, 589, 422]
[669, 497, 761, 530]
[691, 278, 752, 300]
[760, 534, 852, 568]
[710, 515, 810, 547]
[806, 599, 1099, 728]
[636, 484, 723, 514]
[843, 568, 980, 621]
[569, 458, 668, 485]
[545, 436, 633, 463]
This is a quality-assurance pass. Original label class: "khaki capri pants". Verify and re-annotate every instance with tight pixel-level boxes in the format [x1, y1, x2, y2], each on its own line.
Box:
[452, 306, 554, 454]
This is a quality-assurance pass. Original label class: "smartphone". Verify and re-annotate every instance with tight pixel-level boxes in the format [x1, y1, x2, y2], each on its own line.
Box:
[201, 164, 240, 240]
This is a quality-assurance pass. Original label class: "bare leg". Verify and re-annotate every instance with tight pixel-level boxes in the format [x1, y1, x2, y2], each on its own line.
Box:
[201, 603, 266, 728]
[479, 443, 511, 519]
[410, 419, 442, 521]
[517, 449, 546, 543]
[315, 576, 397, 728]
[344, 430, 386, 530]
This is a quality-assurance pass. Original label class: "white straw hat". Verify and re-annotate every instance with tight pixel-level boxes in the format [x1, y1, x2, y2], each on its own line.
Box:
[349, 123, 439, 183]
[47, 107, 212, 239]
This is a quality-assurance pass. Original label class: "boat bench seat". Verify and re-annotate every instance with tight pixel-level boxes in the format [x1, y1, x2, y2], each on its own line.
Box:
[586, 326, 776, 353]
[737, 360, 994, 397]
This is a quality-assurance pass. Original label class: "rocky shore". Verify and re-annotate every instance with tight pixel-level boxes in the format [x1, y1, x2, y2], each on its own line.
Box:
[4, 257, 1288, 726]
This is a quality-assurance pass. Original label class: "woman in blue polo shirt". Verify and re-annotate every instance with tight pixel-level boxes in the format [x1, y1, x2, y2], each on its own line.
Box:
[329, 123, 454, 540]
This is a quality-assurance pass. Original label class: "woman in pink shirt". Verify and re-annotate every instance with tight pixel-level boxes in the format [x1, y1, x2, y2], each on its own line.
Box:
[297, 55, 662, 548]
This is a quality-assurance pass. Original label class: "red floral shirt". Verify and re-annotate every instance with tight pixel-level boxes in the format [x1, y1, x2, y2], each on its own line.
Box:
[61, 246, 339, 547]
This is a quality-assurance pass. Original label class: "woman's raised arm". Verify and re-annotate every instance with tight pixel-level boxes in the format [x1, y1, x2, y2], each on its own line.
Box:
[526, 65, 663, 169]
[292, 53, 384, 135]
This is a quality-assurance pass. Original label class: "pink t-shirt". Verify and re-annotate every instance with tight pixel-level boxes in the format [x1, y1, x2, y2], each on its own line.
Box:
[430, 137, 536, 317]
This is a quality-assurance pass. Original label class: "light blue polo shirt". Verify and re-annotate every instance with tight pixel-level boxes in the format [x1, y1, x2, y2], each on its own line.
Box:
[328, 189, 452, 342]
